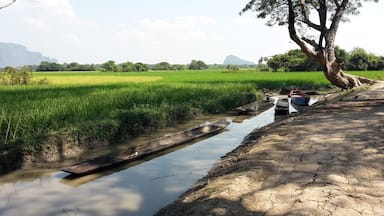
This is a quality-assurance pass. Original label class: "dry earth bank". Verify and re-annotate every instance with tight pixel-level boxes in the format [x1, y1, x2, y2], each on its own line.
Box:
[156, 82, 384, 216]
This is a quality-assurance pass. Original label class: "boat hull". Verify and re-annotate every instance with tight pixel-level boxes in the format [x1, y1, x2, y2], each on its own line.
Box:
[290, 96, 310, 106]
[275, 98, 289, 115]
[60, 120, 230, 175]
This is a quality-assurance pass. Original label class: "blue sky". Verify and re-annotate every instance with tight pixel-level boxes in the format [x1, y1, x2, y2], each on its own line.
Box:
[0, 0, 383, 64]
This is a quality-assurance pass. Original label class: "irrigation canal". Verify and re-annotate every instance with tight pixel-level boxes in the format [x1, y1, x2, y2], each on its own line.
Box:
[0, 107, 277, 216]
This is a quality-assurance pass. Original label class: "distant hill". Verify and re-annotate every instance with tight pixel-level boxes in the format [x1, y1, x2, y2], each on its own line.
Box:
[223, 55, 255, 65]
[0, 42, 57, 67]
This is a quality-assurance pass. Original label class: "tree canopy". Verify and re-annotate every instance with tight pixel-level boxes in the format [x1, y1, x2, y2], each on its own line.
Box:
[242, 0, 379, 88]
[188, 60, 208, 70]
[266, 47, 384, 72]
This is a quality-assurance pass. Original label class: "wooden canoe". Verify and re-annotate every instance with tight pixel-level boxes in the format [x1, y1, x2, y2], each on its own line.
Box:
[234, 100, 274, 115]
[60, 120, 231, 175]
[275, 98, 289, 115]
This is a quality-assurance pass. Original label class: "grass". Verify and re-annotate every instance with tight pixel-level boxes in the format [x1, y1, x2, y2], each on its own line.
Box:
[1, 69, 383, 153]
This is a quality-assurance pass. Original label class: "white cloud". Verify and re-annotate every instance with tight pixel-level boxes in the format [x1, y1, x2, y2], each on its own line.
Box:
[60, 33, 81, 45]
[115, 16, 219, 46]
[16, 0, 96, 29]
[32, 0, 75, 18]
[138, 16, 216, 31]
[24, 17, 48, 30]
[175, 16, 216, 25]
[109, 16, 224, 63]
[233, 16, 256, 25]
[0, 0, 100, 63]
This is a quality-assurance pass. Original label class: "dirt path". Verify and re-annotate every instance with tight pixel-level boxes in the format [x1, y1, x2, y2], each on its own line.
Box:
[156, 82, 384, 216]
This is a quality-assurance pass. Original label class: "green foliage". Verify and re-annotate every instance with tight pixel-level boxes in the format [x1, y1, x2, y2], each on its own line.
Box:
[0, 111, 22, 147]
[1, 69, 382, 152]
[37, 61, 65, 71]
[154, 62, 172, 70]
[101, 60, 119, 72]
[188, 60, 208, 70]
[267, 54, 287, 72]
[267, 49, 321, 72]
[334, 46, 349, 64]
[170, 64, 186, 70]
[241, 0, 366, 27]
[345, 47, 384, 71]
[0, 66, 32, 85]
[37, 61, 97, 71]
[119, 61, 148, 72]
[348, 48, 369, 70]
[267, 47, 384, 71]
[133, 62, 148, 72]
[226, 64, 240, 72]
[150, 62, 186, 71]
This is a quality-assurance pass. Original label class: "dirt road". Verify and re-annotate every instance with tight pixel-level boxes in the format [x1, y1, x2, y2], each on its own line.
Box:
[156, 82, 384, 216]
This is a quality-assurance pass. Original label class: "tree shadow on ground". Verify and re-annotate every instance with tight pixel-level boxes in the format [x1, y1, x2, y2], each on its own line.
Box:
[156, 99, 384, 215]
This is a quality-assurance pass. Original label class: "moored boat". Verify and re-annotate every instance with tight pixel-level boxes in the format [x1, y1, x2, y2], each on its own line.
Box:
[289, 88, 310, 106]
[60, 120, 230, 175]
[234, 100, 274, 115]
[275, 98, 289, 115]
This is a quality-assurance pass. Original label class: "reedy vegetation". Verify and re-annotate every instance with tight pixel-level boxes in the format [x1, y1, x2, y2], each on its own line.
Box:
[0, 69, 382, 152]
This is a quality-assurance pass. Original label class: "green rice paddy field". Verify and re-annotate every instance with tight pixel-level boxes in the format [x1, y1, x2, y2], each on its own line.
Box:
[1, 69, 383, 152]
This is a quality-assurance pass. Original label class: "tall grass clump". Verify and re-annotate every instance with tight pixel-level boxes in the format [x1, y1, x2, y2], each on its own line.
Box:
[0, 81, 260, 152]
[0, 111, 22, 148]
[2, 69, 382, 155]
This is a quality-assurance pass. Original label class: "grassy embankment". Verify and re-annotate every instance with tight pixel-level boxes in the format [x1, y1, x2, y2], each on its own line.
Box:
[0, 69, 382, 155]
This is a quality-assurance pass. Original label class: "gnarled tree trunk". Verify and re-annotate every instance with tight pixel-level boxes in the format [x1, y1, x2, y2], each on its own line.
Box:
[323, 61, 375, 89]
[317, 50, 376, 89]
[286, 0, 376, 89]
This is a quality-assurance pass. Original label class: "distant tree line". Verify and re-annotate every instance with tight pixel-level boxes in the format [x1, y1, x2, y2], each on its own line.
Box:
[148, 60, 208, 70]
[100, 61, 148, 72]
[28, 48, 384, 73]
[36, 59, 210, 72]
[37, 62, 97, 71]
[188, 60, 208, 70]
[265, 47, 384, 72]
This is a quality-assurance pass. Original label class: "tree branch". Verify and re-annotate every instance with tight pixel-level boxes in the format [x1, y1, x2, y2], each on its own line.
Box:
[299, 0, 323, 31]
[330, 0, 348, 33]
[0, 0, 16, 10]
[318, 0, 328, 48]
[333, 0, 340, 8]
[288, 0, 317, 59]
[327, 0, 348, 61]
[301, 37, 320, 50]
[240, 0, 257, 15]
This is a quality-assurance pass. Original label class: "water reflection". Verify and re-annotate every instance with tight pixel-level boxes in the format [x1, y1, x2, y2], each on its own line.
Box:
[0, 108, 275, 216]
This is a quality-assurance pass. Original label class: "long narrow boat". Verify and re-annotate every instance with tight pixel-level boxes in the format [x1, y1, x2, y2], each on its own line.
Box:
[234, 100, 274, 115]
[275, 98, 289, 115]
[60, 120, 230, 175]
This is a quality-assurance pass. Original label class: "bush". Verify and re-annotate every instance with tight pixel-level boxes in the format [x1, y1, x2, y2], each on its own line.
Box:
[0, 67, 31, 85]
[226, 64, 240, 72]
[0, 66, 48, 85]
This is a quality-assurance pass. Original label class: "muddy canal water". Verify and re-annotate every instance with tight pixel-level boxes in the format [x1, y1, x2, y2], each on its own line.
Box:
[0, 108, 276, 216]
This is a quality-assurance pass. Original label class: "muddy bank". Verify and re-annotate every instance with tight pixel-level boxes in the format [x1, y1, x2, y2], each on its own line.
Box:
[156, 82, 384, 216]
[0, 96, 276, 174]
[0, 132, 111, 172]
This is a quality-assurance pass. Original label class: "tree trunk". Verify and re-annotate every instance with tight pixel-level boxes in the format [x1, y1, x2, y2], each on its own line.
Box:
[323, 60, 376, 89]
[286, 0, 377, 89]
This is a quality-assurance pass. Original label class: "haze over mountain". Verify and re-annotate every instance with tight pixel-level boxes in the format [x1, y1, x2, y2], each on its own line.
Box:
[223, 55, 255, 65]
[0, 42, 57, 67]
